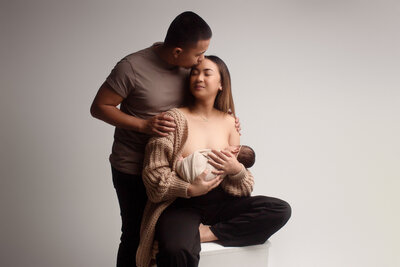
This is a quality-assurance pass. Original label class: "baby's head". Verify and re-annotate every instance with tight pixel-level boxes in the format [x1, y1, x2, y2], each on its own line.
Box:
[227, 145, 256, 168]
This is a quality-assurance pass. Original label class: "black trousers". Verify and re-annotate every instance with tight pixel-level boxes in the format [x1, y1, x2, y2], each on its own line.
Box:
[155, 186, 291, 267]
[112, 167, 147, 267]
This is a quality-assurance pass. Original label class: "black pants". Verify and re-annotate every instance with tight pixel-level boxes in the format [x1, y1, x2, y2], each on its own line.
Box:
[155, 186, 291, 267]
[112, 167, 147, 267]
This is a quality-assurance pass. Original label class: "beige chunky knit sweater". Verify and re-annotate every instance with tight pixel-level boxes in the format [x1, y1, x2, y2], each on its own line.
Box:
[136, 108, 254, 267]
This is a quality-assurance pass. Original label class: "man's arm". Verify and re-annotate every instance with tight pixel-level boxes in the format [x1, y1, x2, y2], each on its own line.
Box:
[90, 81, 145, 131]
[90, 82, 176, 136]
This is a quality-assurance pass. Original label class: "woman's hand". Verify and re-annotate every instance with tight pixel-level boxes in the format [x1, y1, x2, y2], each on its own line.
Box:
[208, 149, 243, 176]
[187, 170, 223, 197]
[141, 112, 176, 136]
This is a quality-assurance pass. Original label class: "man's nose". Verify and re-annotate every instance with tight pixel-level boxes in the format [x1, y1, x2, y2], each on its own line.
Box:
[198, 54, 204, 63]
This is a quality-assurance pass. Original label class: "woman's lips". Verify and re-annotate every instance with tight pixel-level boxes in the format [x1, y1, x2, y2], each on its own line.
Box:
[194, 85, 205, 90]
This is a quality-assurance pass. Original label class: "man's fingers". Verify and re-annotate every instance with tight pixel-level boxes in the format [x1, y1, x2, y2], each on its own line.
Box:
[153, 128, 169, 137]
[157, 125, 175, 133]
[159, 120, 176, 128]
[161, 114, 175, 122]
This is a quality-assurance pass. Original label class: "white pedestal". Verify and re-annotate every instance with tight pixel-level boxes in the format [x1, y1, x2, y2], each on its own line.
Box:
[199, 241, 271, 267]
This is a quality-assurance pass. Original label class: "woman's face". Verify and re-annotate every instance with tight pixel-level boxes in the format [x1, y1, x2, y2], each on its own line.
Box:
[189, 58, 222, 101]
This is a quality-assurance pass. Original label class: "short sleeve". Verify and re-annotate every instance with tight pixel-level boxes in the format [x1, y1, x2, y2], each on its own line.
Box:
[105, 59, 135, 98]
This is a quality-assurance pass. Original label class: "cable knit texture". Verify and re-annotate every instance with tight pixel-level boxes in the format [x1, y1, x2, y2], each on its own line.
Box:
[136, 108, 254, 267]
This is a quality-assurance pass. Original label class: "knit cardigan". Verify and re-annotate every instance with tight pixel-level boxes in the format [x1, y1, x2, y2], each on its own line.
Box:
[136, 108, 254, 267]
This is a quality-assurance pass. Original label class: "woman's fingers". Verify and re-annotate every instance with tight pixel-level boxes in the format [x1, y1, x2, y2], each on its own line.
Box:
[208, 151, 225, 164]
[208, 159, 223, 170]
[208, 175, 223, 190]
[211, 170, 224, 175]
[211, 149, 229, 161]
[221, 150, 233, 158]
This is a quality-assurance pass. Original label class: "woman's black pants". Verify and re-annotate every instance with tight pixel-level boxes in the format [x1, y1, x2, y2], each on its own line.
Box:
[155, 186, 291, 267]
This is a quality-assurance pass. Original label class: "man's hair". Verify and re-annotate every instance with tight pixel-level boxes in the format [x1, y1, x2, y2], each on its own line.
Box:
[164, 11, 212, 48]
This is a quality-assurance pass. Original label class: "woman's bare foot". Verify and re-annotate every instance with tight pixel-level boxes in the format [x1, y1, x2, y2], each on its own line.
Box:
[199, 223, 218, 243]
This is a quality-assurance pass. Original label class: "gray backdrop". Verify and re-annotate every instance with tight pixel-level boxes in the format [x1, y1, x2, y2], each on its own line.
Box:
[1, 0, 399, 266]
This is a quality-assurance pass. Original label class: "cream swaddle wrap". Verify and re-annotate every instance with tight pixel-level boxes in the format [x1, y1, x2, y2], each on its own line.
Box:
[176, 149, 221, 182]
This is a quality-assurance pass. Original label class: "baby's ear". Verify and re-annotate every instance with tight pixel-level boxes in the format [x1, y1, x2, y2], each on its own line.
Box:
[231, 147, 240, 153]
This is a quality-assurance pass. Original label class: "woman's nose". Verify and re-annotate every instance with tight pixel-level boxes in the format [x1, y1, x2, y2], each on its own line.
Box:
[196, 73, 204, 81]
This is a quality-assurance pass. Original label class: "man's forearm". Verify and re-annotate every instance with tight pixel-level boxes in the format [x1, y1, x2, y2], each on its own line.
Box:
[91, 104, 145, 132]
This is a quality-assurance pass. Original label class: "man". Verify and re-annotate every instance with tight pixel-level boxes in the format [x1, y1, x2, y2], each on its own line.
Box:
[90, 11, 213, 267]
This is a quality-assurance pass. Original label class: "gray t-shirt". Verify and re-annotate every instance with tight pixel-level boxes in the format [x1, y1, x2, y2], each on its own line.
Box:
[106, 43, 190, 174]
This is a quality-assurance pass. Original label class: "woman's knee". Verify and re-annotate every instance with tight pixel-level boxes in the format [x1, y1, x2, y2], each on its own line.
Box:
[255, 195, 291, 225]
[279, 199, 292, 225]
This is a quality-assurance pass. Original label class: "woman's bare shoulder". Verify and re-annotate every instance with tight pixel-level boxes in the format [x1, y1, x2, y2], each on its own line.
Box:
[219, 111, 235, 126]
[177, 107, 190, 115]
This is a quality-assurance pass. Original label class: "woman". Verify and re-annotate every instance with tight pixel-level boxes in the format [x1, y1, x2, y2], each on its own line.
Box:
[136, 56, 291, 267]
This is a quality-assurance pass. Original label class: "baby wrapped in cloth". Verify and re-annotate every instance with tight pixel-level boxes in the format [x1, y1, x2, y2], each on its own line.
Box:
[176, 145, 255, 182]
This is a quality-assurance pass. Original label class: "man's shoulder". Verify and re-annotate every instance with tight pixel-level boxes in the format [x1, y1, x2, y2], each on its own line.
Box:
[123, 46, 154, 64]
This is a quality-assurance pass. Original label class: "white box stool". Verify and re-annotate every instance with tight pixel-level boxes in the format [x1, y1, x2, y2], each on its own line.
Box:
[199, 241, 271, 267]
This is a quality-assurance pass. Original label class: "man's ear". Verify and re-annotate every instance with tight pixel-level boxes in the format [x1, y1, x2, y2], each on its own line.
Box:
[172, 47, 183, 59]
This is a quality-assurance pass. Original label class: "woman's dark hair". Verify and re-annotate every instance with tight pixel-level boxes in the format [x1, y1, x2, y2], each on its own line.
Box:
[205, 56, 235, 117]
[184, 55, 235, 117]
[164, 11, 212, 48]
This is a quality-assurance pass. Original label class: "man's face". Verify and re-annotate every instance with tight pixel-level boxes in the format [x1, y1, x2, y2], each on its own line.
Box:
[176, 39, 210, 68]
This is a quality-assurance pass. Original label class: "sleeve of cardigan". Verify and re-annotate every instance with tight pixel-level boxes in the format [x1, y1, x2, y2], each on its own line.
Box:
[220, 164, 254, 197]
[142, 135, 190, 203]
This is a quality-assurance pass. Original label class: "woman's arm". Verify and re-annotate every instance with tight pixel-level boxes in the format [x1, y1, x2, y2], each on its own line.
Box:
[211, 115, 254, 196]
[142, 108, 223, 203]
[142, 135, 190, 203]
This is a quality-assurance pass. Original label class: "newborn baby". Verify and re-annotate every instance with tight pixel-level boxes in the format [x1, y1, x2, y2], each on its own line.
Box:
[176, 145, 255, 182]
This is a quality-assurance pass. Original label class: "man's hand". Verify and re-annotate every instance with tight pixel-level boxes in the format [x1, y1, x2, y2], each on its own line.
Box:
[235, 117, 241, 135]
[228, 110, 241, 135]
[208, 149, 242, 176]
[187, 170, 223, 197]
[142, 112, 176, 136]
